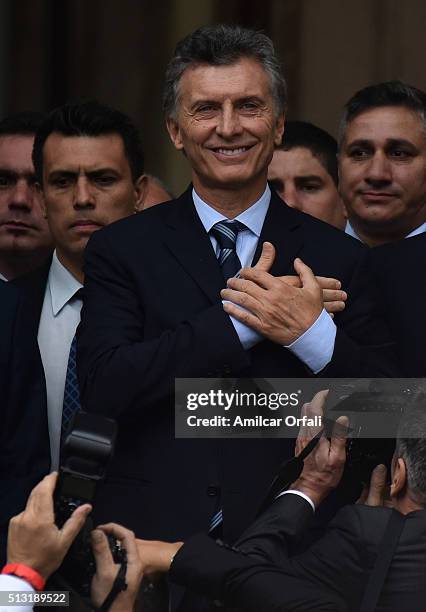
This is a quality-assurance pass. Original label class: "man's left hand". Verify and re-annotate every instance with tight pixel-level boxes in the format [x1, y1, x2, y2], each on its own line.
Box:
[222, 258, 323, 345]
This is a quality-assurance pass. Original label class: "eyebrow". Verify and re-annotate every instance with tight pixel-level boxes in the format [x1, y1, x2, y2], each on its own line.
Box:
[48, 167, 120, 178]
[294, 175, 324, 181]
[346, 138, 418, 149]
[0, 168, 37, 181]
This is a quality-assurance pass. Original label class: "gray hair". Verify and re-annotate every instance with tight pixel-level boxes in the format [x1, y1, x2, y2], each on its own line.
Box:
[163, 24, 287, 119]
[395, 399, 426, 506]
[338, 80, 426, 147]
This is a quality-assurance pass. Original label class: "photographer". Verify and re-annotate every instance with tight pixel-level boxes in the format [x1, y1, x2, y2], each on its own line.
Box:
[0, 473, 143, 612]
[137, 393, 426, 611]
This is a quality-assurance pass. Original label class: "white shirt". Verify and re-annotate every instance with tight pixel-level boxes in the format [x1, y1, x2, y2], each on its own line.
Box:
[37, 251, 83, 470]
[0, 272, 8, 282]
[345, 220, 426, 241]
[193, 186, 336, 373]
[0, 574, 33, 612]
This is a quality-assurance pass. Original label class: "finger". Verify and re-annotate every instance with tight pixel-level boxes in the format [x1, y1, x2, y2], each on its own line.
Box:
[253, 242, 276, 272]
[293, 258, 318, 290]
[26, 472, 58, 520]
[308, 390, 329, 417]
[225, 277, 266, 300]
[60, 503, 92, 548]
[98, 524, 140, 567]
[237, 268, 280, 290]
[221, 291, 262, 317]
[91, 529, 115, 574]
[295, 403, 309, 453]
[324, 301, 346, 314]
[330, 416, 349, 457]
[365, 464, 387, 507]
[223, 301, 261, 331]
[315, 277, 341, 290]
[322, 289, 347, 303]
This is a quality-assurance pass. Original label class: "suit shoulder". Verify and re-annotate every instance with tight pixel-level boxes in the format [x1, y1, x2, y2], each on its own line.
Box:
[301, 212, 367, 254]
[87, 199, 179, 247]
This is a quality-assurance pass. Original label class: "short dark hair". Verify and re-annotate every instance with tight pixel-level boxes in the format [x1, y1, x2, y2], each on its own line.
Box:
[395, 398, 426, 506]
[0, 111, 46, 137]
[32, 101, 144, 184]
[277, 120, 338, 186]
[339, 80, 426, 144]
[163, 24, 287, 118]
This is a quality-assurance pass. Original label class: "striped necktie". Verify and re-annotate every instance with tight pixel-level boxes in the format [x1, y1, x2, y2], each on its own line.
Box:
[61, 289, 83, 442]
[210, 220, 245, 282]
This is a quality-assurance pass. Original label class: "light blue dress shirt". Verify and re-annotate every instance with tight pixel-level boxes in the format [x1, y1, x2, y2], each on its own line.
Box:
[192, 186, 336, 373]
[38, 251, 83, 470]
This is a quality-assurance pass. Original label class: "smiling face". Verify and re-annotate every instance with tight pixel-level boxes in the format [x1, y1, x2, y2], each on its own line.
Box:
[166, 58, 284, 210]
[268, 147, 346, 229]
[42, 133, 144, 278]
[339, 106, 426, 245]
[0, 135, 52, 270]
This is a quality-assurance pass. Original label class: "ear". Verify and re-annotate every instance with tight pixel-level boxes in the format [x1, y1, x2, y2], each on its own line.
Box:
[166, 116, 184, 151]
[274, 113, 285, 147]
[390, 457, 407, 498]
[133, 174, 148, 212]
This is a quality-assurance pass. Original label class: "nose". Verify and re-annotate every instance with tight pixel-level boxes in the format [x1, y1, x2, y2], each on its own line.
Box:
[9, 179, 34, 211]
[74, 177, 95, 209]
[281, 184, 300, 210]
[364, 151, 392, 187]
[216, 101, 242, 139]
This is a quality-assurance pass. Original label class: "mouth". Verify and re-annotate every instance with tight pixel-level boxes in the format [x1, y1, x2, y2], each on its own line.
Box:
[359, 191, 398, 202]
[70, 220, 103, 231]
[0, 220, 35, 231]
[210, 145, 255, 158]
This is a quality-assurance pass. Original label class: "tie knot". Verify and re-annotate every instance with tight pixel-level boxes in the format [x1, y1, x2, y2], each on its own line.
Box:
[210, 220, 245, 249]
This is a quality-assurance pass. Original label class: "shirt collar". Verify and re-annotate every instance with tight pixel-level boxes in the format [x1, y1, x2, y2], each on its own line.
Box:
[346, 219, 426, 242]
[48, 251, 83, 316]
[0, 271, 8, 282]
[192, 184, 271, 238]
[406, 222, 426, 238]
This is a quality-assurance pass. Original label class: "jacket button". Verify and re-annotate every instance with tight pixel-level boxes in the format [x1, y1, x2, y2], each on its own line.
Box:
[206, 485, 220, 497]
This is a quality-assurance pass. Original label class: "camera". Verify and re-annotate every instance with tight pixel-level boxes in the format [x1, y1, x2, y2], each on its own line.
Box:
[53, 412, 125, 597]
[327, 387, 425, 486]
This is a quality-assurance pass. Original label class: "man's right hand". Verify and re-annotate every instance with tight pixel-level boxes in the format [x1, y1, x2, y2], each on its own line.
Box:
[254, 242, 347, 315]
[7, 472, 91, 580]
[292, 391, 348, 507]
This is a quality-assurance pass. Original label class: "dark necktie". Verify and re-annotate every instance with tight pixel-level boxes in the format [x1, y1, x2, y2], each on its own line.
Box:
[61, 290, 83, 442]
[210, 220, 245, 282]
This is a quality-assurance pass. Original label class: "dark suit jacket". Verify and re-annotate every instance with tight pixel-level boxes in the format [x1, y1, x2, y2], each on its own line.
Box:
[0, 264, 51, 562]
[171, 494, 426, 612]
[77, 187, 397, 543]
[370, 233, 426, 376]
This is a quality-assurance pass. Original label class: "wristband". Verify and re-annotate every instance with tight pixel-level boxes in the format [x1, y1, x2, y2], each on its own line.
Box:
[1, 563, 46, 591]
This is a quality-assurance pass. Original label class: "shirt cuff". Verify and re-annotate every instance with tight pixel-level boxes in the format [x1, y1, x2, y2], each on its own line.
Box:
[285, 308, 336, 373]
[224, 301, 263, 349]
[276, 489, 316, 512]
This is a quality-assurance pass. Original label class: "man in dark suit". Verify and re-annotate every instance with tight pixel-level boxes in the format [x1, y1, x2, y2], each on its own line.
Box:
[0, 101, 146, 563]
[340, 81, 426, 246]
[0, 112, 53, 281]
[78, 23, 397, 551]
[369, 232, 426, 376]
[137, 397, 426, 612]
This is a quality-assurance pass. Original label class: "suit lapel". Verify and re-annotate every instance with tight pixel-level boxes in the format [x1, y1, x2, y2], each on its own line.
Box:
[163, 188, 306, 302]
[163, 188, 225, 304]
[253, 190, 304, 275]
